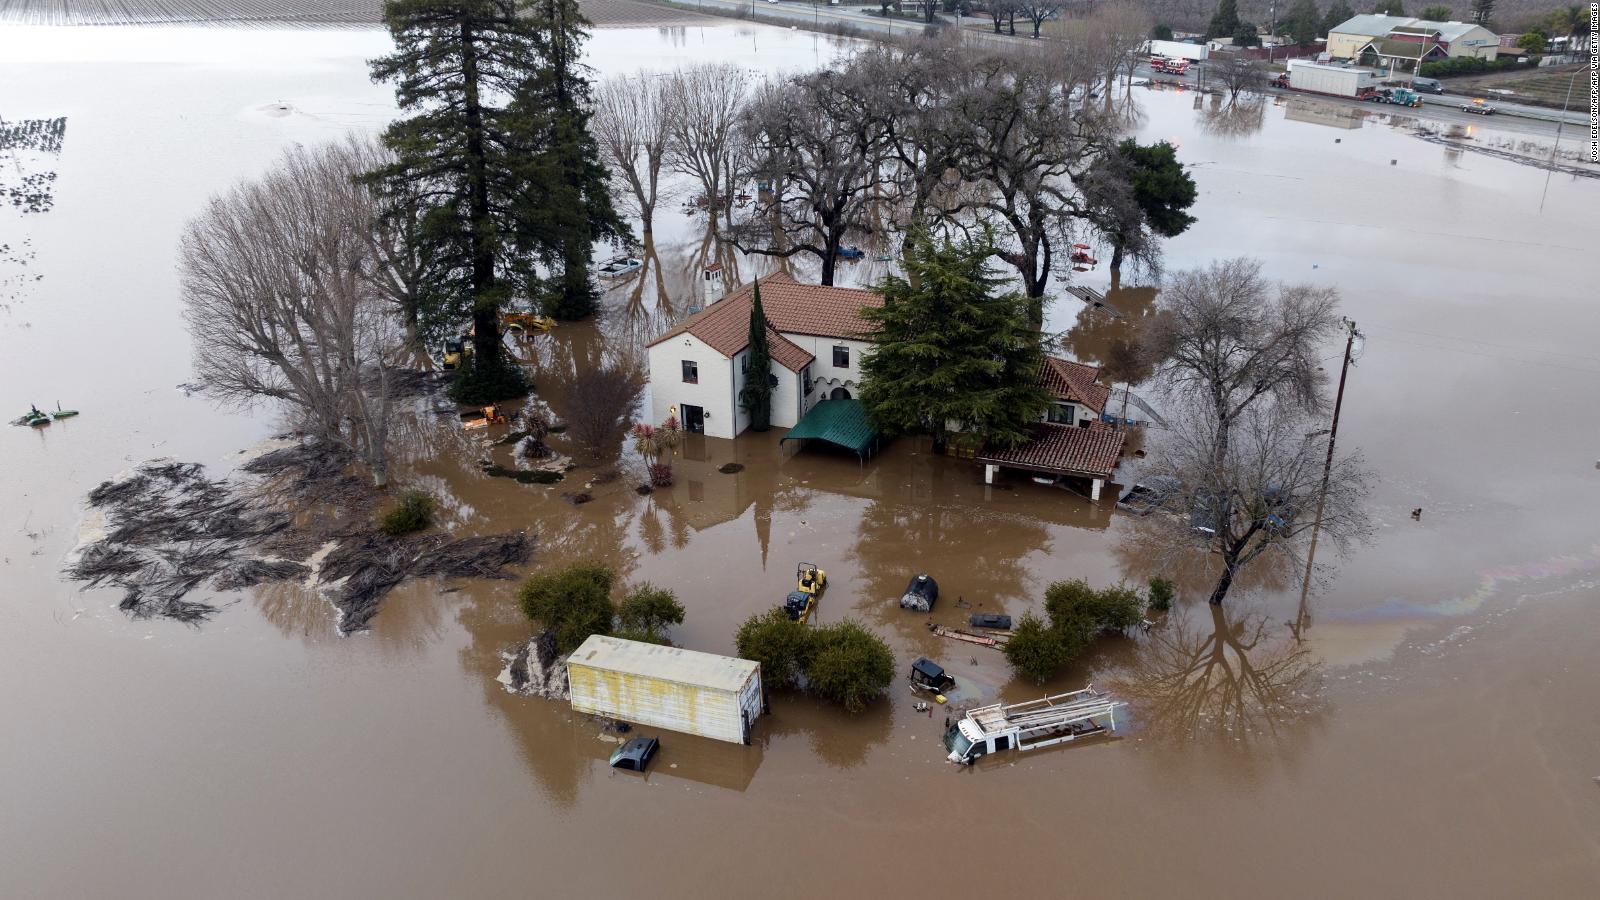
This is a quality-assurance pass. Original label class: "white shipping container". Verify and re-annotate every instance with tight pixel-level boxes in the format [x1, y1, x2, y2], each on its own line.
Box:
[567, 635, 764, 745]
[1147, 39, 1209, 61]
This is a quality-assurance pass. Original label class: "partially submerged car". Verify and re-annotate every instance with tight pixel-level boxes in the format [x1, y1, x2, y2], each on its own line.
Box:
[899, 573, 939, 612]
[1116, 476, 1180, 515]
[783, 590, 814, 623]
[969, 613, 1013, 631]
[910, 657, 957, 694]
[609, 736, 660, 772]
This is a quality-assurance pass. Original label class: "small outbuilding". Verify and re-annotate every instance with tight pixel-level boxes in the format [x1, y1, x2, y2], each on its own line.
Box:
[976, 424, 1127, 501]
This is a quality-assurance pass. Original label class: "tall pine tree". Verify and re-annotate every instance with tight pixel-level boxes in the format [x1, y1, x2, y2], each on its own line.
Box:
[518, 0, 624, 321]
[739, 282, 773, 432]
[1321, 0, 1355, 34]
[858, 232, 1052, 452]
[1207, 0, 1241, 39]
[1284, 0, 1323, 45]
[369, 0, 546, 402]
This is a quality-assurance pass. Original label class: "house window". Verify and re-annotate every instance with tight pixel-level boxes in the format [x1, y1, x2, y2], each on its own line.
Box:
[1048, 402, 1075, 424]
[833, 345, 850, 368]
[739, 352, 747, 374]
[681, 360, 698, 384]
[801, 364, 813, 395]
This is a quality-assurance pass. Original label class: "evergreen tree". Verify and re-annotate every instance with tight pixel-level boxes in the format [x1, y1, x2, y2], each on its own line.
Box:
[1419, 4, 1452, 19]
[1207, 0, 1241, 39]
[1284, 0, 1323, 45]
[1467, 0, 1492, 24]
[369, 0, 547, 402]
[858, 232, 1052, 452]
[1321, 0, 1355, 34]
[1100, 139, 1198, 274]
[517, 0, 624, 321]
[1371, 0, 1404, 15]
[739, 282, 774, 432]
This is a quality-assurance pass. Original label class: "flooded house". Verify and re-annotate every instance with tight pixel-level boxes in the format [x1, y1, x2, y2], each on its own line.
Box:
[974, 357, 1127, 501]
[645, 273, 882, 439]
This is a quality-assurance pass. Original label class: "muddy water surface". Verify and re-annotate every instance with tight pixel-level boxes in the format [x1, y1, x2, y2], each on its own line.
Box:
[2, 22, 1598, 900]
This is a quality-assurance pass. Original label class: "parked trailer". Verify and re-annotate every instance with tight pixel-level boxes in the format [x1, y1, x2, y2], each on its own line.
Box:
[567, 635, 764, 745]
[1146, 39, 1208, 62]
[945, 686, 1122, 765]
[1285, 61, 1383, 99]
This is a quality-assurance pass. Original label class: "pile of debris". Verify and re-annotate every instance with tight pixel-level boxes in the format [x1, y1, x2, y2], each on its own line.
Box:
[65, 441, 532, 633]
[499, 629, 569, 700]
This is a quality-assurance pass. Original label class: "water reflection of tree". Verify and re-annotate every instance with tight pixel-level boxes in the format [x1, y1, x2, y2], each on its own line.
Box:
[1056, 285, 1159, 369]
[1199, 96, 1267, 138]
[1119, 603, 1324, 742]
[848, 497, 1051, 634]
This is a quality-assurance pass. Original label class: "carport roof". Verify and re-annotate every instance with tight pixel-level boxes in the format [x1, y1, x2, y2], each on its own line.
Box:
[779, 399, 879, 457]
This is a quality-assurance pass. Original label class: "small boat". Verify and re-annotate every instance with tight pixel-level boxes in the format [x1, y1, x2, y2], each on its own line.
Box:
[837, 246, 865, 261]
[28, 413, 51, 427]
[51, 404, 78, 420]
[598, 256, 643, 279]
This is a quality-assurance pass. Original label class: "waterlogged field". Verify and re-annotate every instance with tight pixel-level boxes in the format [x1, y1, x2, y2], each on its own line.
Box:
[2, 17, 1599, 900]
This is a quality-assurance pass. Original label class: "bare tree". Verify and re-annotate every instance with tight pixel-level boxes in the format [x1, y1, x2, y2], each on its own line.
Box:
[1080, 1, 1153, 107]
[341, 135, 436, 360]
[937, 46, 1112, 321]
[1145, 257, 1342, 465]
[986, 0, 1020, 35]
[593, 74, 672, 235]
[732, 71, 895, 285]
[1016, 0, 1064, 38]
[181, 142, 405, 486]
[564, 364, 644, 461]
[663, 63, 754, 229]
[1210, 54, 1267, 105]
[1142, 401, 1373, 606]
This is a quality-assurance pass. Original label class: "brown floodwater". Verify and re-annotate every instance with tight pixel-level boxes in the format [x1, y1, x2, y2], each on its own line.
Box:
[2, 20, 1599, 900]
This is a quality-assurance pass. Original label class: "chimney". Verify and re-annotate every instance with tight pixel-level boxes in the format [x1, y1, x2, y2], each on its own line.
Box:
[702, 263, 726, 304]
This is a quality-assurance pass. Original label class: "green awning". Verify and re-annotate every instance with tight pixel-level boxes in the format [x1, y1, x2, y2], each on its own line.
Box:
[780, 399, 880, 458]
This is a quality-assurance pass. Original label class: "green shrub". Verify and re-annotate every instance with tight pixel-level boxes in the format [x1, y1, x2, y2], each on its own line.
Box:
[616, 583, 685, 642]
[1002, 612, 1074, 685]
[448, 359, 530, 404]
[1002, 580, 1148, 683]
[804, 620, 895, 713]
[1419, 55, 1533, 78]
[735, 608, 815, 690]
[517, 562, 616, 653]
[379, 489, 434, 536]
[1147, 576, 1176, 612]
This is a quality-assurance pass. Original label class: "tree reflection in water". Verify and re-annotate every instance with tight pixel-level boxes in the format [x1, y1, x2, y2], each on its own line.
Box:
[1119, 602, 1324, 743]
[1200, 96, 1267, 138]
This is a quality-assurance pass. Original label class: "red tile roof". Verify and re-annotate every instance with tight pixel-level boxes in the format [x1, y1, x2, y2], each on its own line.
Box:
[647, 273, 882, 367]
[765, 326, 814, 373]
[975, 423, 1126, 480]
[1038, 356, 1111, 414]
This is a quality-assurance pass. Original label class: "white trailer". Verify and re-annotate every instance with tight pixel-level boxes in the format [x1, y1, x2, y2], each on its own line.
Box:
[1146, 39, 1209, 62]
[567, 635, 764, 745]
[945, 686, 1122, 765]
[1286, 61, 1381, 98]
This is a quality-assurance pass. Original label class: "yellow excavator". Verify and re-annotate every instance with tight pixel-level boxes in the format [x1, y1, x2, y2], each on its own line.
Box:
[503, 313, 555, 336]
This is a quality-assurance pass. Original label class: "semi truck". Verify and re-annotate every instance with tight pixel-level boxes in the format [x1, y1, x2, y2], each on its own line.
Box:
[944, 686, 1122, 765]
[567, 635, 764, 745]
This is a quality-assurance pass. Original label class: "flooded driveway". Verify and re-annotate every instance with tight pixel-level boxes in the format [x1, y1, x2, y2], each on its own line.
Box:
[2, 19, 1598, 900]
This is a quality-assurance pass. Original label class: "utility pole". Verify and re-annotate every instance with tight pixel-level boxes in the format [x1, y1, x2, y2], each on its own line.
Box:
[1293, 317, 1361, 642]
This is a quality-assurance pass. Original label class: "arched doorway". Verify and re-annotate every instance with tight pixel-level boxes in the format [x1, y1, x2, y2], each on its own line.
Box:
[829, 387, 851, 400]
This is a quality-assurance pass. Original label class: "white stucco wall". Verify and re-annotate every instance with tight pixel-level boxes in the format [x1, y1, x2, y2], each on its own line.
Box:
[782, 334, 872, 403]
[648, 333, 737, 440]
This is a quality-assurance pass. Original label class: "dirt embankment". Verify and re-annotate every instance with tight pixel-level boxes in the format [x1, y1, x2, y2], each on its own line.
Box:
[1442, 64, 1590, 111]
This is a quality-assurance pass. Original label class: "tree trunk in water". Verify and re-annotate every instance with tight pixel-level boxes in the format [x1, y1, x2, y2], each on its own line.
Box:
[1208, 561, 1235, 605]
[1110, 241, 1125, 279]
